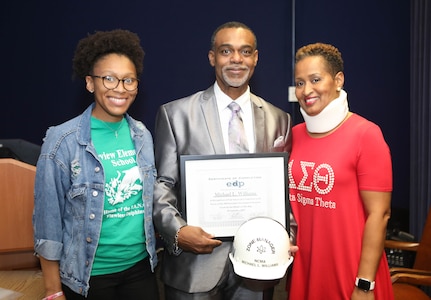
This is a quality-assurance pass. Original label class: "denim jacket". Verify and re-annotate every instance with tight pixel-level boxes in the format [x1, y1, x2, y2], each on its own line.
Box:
[33, 104, 158, 296]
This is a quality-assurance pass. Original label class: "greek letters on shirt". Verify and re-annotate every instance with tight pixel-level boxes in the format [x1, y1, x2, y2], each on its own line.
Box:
[288, 160, 336, 210]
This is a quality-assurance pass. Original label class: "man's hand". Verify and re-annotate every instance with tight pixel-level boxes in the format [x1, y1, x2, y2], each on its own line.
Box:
[289, 245, 299, 256]
[177, 225, 223, 254]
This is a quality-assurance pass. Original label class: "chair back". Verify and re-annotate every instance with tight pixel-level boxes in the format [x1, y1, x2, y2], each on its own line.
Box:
[414, 208, 431, 271]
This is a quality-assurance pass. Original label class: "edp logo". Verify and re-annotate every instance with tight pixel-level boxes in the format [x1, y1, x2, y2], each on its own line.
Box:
[226, 180, 245, 188]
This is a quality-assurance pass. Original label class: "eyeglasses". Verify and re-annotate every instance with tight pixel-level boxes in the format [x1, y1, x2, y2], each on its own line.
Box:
[91, 75, 139, 91]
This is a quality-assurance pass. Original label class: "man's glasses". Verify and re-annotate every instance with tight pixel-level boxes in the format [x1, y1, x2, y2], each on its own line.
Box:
[91, 75, 139, 91]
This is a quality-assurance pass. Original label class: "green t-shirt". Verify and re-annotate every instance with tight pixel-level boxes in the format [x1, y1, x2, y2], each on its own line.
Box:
[90, 116, 147, 275]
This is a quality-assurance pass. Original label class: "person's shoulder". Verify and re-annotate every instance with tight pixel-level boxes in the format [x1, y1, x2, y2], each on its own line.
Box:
[292, 122, 306, 133]
[126, 114, 150, 133]
[40, 114, 82, 153]
[163, 86, 213, 107]
[293, 122, 305, 128]
[349, 113, 380, 129]
[158, 89, 214, 117]
[251, 93, 288, 113]
[347, 113, 386, 139]
[45, 114, 81, 136]
[45, 104, 93, 137]
[168, 91, 204, 104]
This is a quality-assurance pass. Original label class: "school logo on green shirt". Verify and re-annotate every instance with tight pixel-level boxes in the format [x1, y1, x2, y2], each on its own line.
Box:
[106, 165, 142, 206]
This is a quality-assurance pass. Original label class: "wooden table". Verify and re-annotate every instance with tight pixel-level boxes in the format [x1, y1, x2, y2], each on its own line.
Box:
[0, 270, 44, 300]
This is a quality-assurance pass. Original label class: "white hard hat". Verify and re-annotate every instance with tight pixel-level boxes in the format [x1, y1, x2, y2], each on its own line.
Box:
[229, 216, 293, 280]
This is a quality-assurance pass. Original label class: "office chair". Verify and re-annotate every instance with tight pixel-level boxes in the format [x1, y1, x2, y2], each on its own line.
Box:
[385, 208, 431, 300]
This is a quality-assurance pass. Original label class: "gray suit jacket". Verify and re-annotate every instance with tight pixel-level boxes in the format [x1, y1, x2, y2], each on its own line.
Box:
[153, 85, 292, 293]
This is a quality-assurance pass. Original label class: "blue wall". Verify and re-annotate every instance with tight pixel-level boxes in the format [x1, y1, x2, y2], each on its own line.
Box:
[1, 0, 409, 210]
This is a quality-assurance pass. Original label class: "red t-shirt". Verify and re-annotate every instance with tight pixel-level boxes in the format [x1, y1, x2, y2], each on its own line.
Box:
[288, 114, 394, 299]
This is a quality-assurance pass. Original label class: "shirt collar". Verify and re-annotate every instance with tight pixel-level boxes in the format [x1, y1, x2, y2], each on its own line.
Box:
[214, 81, 251, 113]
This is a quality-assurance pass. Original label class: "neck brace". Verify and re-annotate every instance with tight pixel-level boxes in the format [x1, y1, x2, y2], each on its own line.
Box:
[300, 89, 349, 133]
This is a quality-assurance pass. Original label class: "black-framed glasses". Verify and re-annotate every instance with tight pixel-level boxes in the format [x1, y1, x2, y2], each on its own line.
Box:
[91, 75, 139, 91]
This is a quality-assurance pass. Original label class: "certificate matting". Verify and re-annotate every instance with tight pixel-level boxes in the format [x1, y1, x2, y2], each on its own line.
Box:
[180, 153, 289, 238]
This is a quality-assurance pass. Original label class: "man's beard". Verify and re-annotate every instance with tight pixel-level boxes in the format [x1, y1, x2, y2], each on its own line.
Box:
[221, 66, 250, 87]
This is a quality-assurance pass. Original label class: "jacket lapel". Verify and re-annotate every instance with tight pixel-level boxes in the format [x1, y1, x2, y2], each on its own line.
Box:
[251, 94, 265, 152]
[200, 87, 226, 154]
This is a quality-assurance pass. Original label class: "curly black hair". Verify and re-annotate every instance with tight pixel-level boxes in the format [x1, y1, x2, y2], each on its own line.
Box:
[295, 43, 344, 77]
[72, 29, 145, 80]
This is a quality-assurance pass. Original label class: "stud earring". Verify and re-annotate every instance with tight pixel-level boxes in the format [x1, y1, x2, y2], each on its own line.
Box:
[336, 87, 341, 92]
[89, 90, 94, 93]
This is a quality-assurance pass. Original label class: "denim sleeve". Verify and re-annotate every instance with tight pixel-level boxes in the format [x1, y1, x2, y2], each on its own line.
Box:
[33, 132, 69, 260]
[34, 239, 63, 260]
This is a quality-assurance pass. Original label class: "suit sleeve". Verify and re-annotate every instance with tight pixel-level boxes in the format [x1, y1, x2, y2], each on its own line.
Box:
[153, 105, 187, 255]
[283, 113, 293, 154]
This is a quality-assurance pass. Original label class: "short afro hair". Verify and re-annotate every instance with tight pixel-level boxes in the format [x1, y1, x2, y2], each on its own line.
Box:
[72, 29, 145, 79]
[295, 42, 343, 77]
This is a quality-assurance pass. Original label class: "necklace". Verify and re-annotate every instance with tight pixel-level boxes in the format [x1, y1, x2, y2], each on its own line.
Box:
[101, 118, 125, 138]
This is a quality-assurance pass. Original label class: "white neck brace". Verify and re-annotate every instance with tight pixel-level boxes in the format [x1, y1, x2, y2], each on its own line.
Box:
[300, 89, 349, 133]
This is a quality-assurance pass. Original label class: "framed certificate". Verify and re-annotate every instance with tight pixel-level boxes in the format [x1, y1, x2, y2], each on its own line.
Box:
[180, 153, 289, 238]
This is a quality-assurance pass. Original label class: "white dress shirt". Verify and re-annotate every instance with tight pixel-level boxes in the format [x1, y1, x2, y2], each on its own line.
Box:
[214, 82, 255, 153]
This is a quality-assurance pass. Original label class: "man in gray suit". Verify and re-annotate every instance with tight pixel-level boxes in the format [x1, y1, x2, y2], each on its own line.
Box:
[154, 21, 293, 300]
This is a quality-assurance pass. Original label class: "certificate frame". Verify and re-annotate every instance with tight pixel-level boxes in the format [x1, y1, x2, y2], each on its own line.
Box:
[180, 153, 289, 238]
